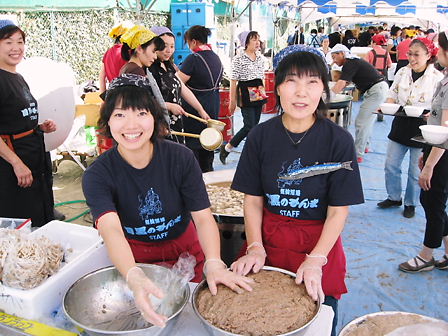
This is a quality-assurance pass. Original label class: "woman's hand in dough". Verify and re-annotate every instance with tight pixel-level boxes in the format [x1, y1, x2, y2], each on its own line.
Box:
[39, 119, 57, 133]
[295, 257, 325, 302]
[230, 246, 266, 276]
[126, 267, 167, 328]
[205, 260, 254, 295]
[12, 160, 33, 188]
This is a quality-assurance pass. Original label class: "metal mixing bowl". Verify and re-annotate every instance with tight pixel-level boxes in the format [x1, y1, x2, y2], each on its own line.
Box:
[63, 264, 190, 336]
[338, 311, 446, 336]
[192, 266, 321, 336]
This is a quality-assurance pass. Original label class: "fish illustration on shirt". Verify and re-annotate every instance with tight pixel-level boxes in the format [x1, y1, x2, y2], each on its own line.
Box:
[278, 161, 353, 180]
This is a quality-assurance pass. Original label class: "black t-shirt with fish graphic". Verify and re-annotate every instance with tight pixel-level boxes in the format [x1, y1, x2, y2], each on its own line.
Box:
[232, 116, 364, 220]
[82, 139, 210, 242]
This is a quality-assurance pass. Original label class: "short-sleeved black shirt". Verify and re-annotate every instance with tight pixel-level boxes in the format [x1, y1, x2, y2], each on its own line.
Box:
[0, 69, 38, 134]
[82, 139, 210, 242]
[231, 116, 364, 220]
[340, 58, 384, 93]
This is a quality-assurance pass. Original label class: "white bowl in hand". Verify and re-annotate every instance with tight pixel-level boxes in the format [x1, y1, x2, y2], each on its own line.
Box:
[380, 103, 400, 115]
[404, 105, 424, 117]
[419, 125, 448, 144]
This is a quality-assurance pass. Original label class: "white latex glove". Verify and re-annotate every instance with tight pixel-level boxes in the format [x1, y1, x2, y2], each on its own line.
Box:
[126, 267, 167, 327]
[204, 259, 254, 295]
[231, 245, 266, 276]
[295, 256, 326, 303]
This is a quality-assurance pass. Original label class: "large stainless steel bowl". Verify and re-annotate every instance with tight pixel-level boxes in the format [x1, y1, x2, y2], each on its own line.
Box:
[63, 264, 190, 336]
[338, 311, 447, 336]
[192, 266, 321, 336]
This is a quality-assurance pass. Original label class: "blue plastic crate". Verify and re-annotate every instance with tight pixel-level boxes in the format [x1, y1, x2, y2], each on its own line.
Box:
[187, 3, 215, 27]
[171, 3, 189, 27]
[172, 26, 186, 50]
[173, 49, 192, 66]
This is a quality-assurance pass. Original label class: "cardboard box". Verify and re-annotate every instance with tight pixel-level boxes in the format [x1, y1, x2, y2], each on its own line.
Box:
[0, 221, 112, 320]
[75, 104, 101, 127]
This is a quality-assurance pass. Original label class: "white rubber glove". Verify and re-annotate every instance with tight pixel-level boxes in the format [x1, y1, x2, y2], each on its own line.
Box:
[204, 259, 254, 295]
[295, 255, 326, 302]
[231, 243, 266, 276]
[126, 267, 167, 327]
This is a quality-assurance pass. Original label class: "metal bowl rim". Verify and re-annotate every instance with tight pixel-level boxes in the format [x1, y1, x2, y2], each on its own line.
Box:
[191, 265, 322, 336]
[338, 311, 444, 336]
[63, 263, 190, 335]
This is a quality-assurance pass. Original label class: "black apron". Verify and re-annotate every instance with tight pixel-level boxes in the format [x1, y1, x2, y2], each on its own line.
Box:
[0, 130, 54, 227]
[182, 52, 223, 150]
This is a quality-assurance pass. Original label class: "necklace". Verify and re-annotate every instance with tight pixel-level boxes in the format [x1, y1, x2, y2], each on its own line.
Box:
[282, 120, 310, 147]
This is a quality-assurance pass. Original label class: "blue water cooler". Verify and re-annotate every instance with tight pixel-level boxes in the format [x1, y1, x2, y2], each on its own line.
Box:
[171, 2, 215, 66]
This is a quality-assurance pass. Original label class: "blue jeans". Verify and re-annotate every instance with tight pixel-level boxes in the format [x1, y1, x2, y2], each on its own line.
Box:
[323, 296, 338, 336]
[355, 81, 389, 157]
[230, 105, 263, 148]
[384, 140, 421, 206]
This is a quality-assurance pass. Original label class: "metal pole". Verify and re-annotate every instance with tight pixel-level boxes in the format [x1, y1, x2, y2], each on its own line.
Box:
[249, 0, 252, 31]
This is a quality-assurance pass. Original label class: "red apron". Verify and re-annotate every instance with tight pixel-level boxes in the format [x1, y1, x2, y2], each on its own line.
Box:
[239, 208, 347, 299]
[127, 221, 205, 282]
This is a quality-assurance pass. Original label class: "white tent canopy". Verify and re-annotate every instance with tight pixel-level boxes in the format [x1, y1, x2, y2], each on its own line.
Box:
[262, 0, 448, 30]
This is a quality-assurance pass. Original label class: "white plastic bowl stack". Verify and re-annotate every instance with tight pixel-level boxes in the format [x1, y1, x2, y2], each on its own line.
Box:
[404, 105, 424, 117]
[419, 125, 448, 144]
[380, 103, 400, 115]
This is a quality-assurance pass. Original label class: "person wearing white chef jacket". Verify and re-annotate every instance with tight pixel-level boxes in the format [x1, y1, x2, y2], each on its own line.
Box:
[0, 20, 57, 227]
[82, 74, 253, 328]
[230, 45, 364, 336]
[399, 32, 448, 273]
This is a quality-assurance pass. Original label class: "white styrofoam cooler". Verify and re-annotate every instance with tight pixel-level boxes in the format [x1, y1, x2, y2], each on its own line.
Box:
[0, 220, 112, 320]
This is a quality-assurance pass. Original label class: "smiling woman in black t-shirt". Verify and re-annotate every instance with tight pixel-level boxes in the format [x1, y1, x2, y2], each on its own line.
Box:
[0, 21, 57, 227]
[82, 74, 252, 329]
[231, 47, 364, 336]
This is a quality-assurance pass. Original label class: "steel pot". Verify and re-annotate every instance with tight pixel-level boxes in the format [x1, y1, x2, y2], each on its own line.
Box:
[63, 264, 190, 336]
[192, 266, 322, 336]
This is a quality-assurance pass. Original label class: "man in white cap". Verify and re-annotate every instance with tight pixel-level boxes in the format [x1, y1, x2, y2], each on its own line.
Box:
[330, 44, 388, 163]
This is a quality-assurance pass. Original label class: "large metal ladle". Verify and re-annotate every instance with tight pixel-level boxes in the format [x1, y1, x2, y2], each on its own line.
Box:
[183, 112, 226, 131]
[171, 128, 223, 151]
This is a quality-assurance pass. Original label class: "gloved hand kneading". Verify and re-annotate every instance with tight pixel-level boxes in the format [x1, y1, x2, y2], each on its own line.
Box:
[230, 241, 267, 276]
[204, 258, 254, 295]
[126, 266, 167, 328]
[296, 254, 327, 302]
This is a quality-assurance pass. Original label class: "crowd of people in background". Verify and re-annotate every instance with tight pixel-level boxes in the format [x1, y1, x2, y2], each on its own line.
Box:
[1, 16, 447, 333]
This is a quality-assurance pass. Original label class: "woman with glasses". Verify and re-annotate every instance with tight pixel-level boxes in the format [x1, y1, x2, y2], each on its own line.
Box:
[378, 38, 442, 220]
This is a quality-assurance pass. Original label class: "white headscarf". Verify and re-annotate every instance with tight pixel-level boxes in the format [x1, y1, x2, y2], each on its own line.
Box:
[330, 44, 360, 59]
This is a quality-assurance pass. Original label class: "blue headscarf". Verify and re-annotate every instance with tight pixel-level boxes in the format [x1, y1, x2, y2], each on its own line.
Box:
[273, 45, 327, 71]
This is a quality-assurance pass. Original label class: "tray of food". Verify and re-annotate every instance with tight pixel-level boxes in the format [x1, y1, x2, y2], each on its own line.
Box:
[203, 170, 244, 223]
[0, 221, 112, 320]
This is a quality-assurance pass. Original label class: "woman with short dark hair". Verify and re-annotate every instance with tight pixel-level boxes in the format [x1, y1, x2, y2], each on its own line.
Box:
[83, 74, 252, 329]
[177, 25, 223, 172]
[230, 45, 364, 336]
[0, 20, 57, 227]
[220, 30, 267, 164]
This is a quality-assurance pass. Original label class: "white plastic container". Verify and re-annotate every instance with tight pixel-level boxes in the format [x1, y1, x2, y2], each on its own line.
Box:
[0, 220, 112, 320]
